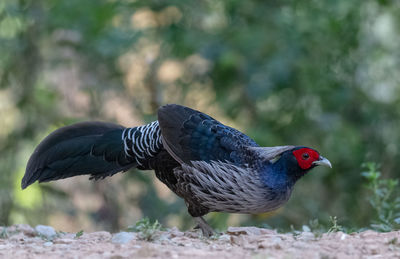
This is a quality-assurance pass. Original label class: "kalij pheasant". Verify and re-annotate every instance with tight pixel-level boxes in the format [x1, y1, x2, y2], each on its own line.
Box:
[22, 104, 332, 236]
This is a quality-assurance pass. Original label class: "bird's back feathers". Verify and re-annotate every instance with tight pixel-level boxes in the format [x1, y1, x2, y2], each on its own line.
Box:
[158, 104, 258, 165]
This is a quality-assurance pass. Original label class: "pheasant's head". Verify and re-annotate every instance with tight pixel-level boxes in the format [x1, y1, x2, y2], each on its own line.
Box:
[255, 146, 331, 189]
[291, 147, 332, 171]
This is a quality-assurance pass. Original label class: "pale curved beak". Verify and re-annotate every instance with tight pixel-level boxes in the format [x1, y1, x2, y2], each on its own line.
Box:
[312, 156, 332, 168]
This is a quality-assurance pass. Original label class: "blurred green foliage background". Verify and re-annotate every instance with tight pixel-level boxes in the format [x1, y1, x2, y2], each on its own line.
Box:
[1, 0, 400, 233]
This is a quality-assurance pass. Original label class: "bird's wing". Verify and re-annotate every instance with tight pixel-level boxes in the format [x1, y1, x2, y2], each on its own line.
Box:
[157, 104, 258, 165]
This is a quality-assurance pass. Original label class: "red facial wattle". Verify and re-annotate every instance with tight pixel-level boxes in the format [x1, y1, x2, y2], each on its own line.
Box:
[292, 148, 320, 170]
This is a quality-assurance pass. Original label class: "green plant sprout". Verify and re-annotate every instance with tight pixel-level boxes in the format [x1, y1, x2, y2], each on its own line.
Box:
[362, 162, 400, 232]
[127, 217, 162, 241]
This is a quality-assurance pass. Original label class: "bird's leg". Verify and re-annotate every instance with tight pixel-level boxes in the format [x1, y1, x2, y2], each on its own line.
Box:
[194, 216, 215, 237]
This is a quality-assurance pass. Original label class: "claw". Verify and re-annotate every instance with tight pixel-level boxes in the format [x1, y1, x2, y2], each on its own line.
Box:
[194, 216, 215, 237]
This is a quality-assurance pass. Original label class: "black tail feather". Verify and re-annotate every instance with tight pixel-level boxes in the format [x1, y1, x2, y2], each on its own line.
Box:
[22, 121, 135, 189]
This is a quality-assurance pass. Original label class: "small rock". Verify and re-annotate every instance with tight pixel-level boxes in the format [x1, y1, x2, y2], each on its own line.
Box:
[369, 245, 380, 255]
[292, 241, 308, 249]
[227, 227, 263, 236]
[43, 241, 53, 247]
[54, 244, 69, 249]
[231, 234, 258, 249]
[35, 225, 56, 240]
[218, 234, 231, 242]
[88, 231, 112, 241]
[258, 240, 270, 249]
[54, 238, 75, 244]
[14, 224, 36, 237]
[244, 244, 258, 250]
[111, 232, 136, 244]
[227, 226, 276, 236]
[302, 225, 311, 232]
[183, 242, 193, 247]
[9, 233, 26, 242]
[184, 231, 199, 238]
[298, 232, 315, 241]
[230, 235, 248, 246]
[0, 244, 12, 249]
[258, 237, 282, 249]
[360, 230, 378, 239]
[158, 233, 170, 242]
[169, 227, 184, 238]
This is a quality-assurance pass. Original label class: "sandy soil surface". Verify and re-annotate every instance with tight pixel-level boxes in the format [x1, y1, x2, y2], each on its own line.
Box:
[1, 224, 400, 258]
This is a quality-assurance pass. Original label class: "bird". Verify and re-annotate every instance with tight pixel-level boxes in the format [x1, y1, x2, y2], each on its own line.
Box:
[22, 104, 332, 237]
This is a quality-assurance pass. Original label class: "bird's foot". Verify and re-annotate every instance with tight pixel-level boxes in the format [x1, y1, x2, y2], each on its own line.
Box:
[194, 216, 215, 238]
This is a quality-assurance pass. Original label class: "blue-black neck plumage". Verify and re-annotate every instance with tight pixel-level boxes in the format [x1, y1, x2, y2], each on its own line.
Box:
[259, 150, 309, 192]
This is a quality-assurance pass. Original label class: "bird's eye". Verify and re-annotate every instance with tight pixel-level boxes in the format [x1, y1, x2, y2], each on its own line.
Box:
[302, 153, 310, 160]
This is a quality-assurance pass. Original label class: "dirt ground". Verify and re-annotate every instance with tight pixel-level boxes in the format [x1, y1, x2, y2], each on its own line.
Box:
[1, 224, 400, 259]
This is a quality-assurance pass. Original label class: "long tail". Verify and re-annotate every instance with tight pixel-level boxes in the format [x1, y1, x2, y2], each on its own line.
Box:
[22, 121, 163, 189]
